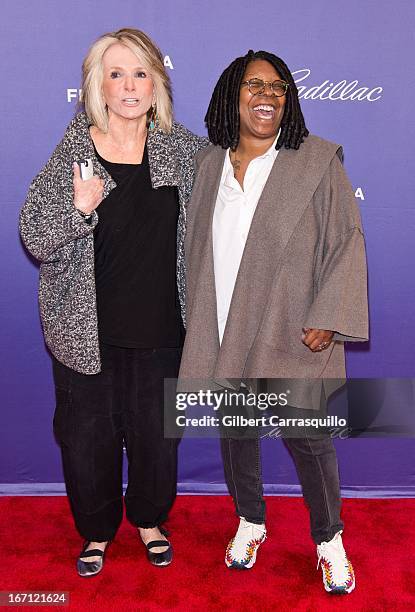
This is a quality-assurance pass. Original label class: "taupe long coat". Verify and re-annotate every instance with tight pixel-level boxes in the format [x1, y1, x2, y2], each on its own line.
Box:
[179, 135, 369, 409]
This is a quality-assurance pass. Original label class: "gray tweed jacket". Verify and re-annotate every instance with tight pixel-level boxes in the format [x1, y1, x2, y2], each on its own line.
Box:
[20, 112, 208, 374]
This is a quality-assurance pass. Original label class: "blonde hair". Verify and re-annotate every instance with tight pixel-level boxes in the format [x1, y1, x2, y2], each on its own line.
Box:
[81, 28, 173, 133]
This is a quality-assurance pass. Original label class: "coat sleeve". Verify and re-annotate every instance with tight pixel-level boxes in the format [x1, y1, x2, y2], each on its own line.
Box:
[303, 154, 369, 342]
[19, 144, 98, 263]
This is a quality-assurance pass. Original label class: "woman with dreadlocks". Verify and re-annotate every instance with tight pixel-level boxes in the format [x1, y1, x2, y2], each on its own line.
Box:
[179, 50, 368, 594]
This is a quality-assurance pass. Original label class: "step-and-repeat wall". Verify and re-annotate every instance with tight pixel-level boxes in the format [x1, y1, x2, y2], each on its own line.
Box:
[1, 0, 414, 494]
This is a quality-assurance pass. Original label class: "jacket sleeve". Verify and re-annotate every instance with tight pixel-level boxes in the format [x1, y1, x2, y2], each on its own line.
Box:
[19, 145, 98, 263]
[303, 154, 369, 342]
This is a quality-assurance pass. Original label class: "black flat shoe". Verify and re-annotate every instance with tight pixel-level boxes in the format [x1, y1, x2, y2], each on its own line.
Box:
[143, 526, 173, 567]
[77, 541, 108, 577]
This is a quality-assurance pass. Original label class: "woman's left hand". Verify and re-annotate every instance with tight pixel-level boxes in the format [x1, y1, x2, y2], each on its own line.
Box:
[302, 328, 334, 352]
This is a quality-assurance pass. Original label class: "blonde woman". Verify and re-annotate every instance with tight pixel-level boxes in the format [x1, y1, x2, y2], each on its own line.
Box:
[20, 28, 207, 576]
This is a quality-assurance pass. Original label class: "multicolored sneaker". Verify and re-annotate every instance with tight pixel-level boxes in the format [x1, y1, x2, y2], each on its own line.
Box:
[225, 517, 266, 569]
[317, 531, 355, 594]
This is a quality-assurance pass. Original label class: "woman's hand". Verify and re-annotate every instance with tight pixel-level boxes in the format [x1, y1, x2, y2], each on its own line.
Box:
[73, 163, 105, 215]
[302, 328, 334, 352]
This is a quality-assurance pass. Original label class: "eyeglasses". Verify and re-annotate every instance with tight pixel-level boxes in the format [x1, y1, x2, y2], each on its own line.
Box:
[241, 78, 289, 97]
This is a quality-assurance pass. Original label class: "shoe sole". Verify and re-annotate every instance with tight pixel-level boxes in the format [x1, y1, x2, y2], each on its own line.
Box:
[324, 578, 355, 594]
[77, 570, 103, 578]
[326, 584, 355, 595]
[151, 559, 173, 567]
[226, 561, 254, 569]
[77, 566, 104, 578]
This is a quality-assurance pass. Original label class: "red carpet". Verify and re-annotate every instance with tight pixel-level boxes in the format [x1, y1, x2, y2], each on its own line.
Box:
[1, 496, 415, 611]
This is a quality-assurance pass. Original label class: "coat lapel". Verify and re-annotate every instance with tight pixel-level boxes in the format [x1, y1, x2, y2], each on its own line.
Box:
[179, 147, 226, 379]
[147, 127, 181, 188]
[68, 113, 117, 199]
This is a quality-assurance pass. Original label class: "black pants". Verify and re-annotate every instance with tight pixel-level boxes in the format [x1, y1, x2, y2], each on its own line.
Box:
[220, 404, 344, 545]
[52, 344, 182, 542]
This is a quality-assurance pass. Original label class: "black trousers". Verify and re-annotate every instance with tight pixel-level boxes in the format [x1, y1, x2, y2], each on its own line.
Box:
[52, 344, 182, 542]
[220, 402, 344, 545]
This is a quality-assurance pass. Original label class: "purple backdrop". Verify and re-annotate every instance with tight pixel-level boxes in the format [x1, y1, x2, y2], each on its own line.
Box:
[1, 0, 414, 495]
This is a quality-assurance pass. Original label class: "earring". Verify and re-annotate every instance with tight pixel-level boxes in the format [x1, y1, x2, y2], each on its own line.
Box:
[149, 102, 157, 130]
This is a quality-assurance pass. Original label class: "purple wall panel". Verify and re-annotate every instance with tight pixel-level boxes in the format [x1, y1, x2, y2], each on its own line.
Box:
[1, 0, 414, 492]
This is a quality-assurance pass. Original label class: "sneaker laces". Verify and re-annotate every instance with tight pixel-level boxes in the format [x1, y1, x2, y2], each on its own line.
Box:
[317, 531, 350, 583]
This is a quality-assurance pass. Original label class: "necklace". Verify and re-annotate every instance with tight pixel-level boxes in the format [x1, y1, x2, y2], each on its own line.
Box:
[230, 149, 241, 175]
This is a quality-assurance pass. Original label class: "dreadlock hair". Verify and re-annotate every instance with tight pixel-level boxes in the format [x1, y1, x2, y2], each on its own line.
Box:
[205, 50, 308, 151]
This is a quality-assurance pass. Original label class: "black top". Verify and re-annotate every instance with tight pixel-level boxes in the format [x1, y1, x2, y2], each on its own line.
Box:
[93, 144, 184, 348]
